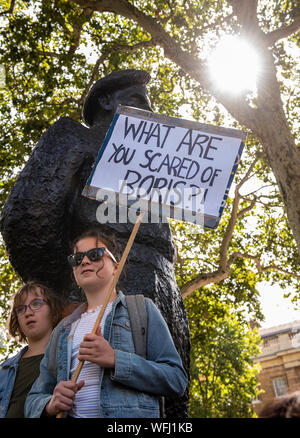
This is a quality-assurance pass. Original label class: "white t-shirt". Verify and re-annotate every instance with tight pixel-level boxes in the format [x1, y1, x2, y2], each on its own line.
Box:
[69, 302, 113, 418]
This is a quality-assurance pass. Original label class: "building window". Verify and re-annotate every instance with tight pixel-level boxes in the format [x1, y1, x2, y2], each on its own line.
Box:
[263, 336, 279, 348]
[273, 376, 288, 398]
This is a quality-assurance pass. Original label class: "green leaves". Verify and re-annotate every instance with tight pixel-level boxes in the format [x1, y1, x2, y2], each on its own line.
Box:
[186, 289, 261, 417]
[0, 240, 22, 360]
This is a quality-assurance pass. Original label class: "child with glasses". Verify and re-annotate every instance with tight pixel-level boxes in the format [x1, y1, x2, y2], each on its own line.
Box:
[0, 281, 63, 418]
[25, 227, 188, 418]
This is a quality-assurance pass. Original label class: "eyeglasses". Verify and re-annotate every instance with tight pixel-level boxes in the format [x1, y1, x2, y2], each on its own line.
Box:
[67, 247, 117, 267]
[15, 298, 48, 316]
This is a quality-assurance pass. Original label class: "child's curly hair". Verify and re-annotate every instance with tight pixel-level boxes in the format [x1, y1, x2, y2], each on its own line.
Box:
[7, 281, 64, 343]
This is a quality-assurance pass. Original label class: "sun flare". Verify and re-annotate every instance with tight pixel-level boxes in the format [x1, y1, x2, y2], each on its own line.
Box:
[207, 35, 260, 94]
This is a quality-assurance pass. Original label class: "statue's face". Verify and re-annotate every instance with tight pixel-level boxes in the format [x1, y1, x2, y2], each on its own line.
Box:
[108, 84, 153, 113]
[92, 84, 153, 127]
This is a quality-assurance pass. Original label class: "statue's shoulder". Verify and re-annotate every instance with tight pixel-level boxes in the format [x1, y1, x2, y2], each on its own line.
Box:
[46, 116, 89, 137]
[34, 117, 91, 155]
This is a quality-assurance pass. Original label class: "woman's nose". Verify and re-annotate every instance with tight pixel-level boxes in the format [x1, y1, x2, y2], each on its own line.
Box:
[81, 254, 91, 265]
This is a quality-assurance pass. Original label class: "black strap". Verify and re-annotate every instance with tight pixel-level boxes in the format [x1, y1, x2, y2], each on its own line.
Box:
[125, 294, 147, 359]
[126, 295, 165, 418]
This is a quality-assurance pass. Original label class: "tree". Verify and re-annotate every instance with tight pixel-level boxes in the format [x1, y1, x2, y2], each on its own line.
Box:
[170, 149, 300, 302]
[0, 243, 21, 360]
[66, 0, 300, 253]
[185, 289, 261, 418]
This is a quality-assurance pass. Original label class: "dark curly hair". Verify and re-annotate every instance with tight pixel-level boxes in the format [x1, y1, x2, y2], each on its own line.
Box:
[259, 391, 300, 418]
[7, 281, 64, 343]
[71, 227, 122, 262]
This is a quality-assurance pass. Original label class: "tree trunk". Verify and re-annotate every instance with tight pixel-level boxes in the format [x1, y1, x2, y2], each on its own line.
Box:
[220, 45, 300, 253]
[253, 112, 300, 253]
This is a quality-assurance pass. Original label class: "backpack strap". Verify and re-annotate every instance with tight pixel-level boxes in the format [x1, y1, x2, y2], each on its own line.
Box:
[126, 294, 166, 418]
[125, 294, 147, 359]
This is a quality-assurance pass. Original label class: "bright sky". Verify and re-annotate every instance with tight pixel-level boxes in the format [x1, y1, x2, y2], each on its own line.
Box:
[207, 35, 261, 95]
[258, 282, 300, 329]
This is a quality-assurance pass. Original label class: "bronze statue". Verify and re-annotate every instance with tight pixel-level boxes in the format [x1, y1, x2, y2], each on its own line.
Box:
[0, 70, 190, 417]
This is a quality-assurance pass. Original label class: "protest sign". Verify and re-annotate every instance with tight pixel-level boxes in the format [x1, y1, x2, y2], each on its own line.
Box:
[83, 106, 246, 228]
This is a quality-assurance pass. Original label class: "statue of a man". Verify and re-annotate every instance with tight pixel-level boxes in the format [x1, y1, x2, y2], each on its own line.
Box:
[0, 70, 190, 416]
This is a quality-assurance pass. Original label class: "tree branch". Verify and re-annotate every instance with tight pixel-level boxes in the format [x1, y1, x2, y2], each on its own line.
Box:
[237, 196, 257, 218]
[107, 39, 154, 54]
[218, 191, 241, 270]
[219, 154, 262, 267]
[260, 264, 300, 280]
[180, 155, 263, 299]
[68, 8, 94, 56]
[264, 16, 300, 46]
[53, 0, 72, 35]
[228, 0, 259, 30]
[71, 0, 258, 124]
[236, 153, 263, 191]
[229, 252, 300, 280]
[181, 245, 300, 299]
[180, 269, 230, 299]
[79, 39, 154, 105]
[0, 0, 15, 16]
[241, 183, 274, 198]
[197, 13, 235, 34]
[36, 50, 63, 58]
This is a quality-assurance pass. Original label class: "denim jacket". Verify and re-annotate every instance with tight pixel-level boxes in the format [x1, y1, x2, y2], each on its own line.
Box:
[25, 291, 188, 418]
[0, 346, 28, 418]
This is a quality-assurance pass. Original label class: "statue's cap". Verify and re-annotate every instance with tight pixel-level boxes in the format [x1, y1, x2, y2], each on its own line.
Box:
[82, 69, 151, 127]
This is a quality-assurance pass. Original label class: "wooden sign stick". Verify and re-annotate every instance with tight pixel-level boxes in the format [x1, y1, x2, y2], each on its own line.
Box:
[56, 210, 144, 418]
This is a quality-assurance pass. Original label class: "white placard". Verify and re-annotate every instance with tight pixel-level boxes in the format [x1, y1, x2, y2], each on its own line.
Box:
[83, 106, 246, 228]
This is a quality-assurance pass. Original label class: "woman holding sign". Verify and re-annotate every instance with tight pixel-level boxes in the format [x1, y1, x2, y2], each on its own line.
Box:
[25, 228, 187, 418]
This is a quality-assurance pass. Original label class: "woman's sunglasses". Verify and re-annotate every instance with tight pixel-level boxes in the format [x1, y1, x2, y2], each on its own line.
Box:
[68, 247, 117, 267]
